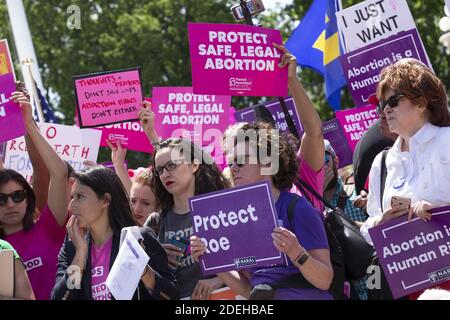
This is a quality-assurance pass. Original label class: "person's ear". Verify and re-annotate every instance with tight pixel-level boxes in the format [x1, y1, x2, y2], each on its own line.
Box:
[192, 160, 200, 174]
[102, 193, 112, 207]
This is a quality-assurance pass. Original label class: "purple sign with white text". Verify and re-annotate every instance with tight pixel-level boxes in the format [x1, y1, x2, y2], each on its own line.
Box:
[340, 29, 431, 107]
[234, 97, 303, 135]
[188, 23, 288, 97]
[189, 181, 287, 276]
[323, 119, 353, 168]
[369, 206, 450, 299]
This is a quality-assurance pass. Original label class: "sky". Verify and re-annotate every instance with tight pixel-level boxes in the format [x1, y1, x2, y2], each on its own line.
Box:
[264, 0, 294, 12]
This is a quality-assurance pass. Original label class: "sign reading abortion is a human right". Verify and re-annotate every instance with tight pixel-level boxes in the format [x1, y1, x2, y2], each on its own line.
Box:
[74, 68, 143, 128]
[188, 23, 288, 97]
[369, 206, 450, 299]
[189, 181, 287, 276]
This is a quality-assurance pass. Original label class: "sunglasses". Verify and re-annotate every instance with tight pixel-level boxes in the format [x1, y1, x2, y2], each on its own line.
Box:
[370, 93, 405, 116]
[0, 190, 27, 206]
[154, 159, 183, 177]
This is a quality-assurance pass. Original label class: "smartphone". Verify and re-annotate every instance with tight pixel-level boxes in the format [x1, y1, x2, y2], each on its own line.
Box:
[168, 236, 190, 262]
[231, 0, 265, 22]
[391, 196, 411, 208]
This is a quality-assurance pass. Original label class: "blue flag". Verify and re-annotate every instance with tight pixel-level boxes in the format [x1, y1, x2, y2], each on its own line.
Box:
[286, 0, 347, 111]
[33, 81, 58, 123]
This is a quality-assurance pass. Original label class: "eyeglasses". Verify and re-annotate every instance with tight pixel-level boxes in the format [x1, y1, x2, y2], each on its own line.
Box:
[0, 190, 27, 206]
[154, 159, 183, 177]
[376, 93, 405, 116]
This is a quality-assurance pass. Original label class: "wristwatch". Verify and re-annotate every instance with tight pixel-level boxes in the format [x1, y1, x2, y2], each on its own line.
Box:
[294, 251, 309, 266]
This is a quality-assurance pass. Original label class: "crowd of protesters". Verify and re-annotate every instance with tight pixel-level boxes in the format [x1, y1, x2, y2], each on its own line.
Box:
[1, 42, 450, 301]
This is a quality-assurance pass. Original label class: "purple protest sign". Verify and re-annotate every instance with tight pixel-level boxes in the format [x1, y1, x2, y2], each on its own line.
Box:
[340, 29, 431, 107]
[335, 104, 379, 151]
[234, 97, 303, 135]
[323, 119, 353, 168]
[74, 68, 143, 128]
[0, 73, 25, 143]
[369, 206, 450, 299]
[188, 23, 288, 97]
[189, 181, 287, 276]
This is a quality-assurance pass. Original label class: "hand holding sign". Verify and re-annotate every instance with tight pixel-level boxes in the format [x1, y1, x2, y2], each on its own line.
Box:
[106, 139, 127, 167]
[138, 101, 156, 136]
[10, 91, 33, 125]
[409, 200, 433, 222]
[272, 43, 297, 79]
[190, 235, 207, 262]
[271, 227, 304, 260]
[378, 204, 410, 226]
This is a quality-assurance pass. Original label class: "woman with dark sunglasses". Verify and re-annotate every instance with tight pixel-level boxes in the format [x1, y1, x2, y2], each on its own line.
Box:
[0, 90, 73, 300]
[360, 58, 450, 299]
[145, 138, 230, 299]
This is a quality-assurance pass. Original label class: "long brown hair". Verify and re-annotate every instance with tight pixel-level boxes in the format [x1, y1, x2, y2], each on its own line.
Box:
[151, 138, 230, 212]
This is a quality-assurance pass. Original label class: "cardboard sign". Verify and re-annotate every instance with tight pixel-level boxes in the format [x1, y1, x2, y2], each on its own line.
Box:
[369, 206, 450, 299]
[322, 119, 353, 168]
[335, 104, 379, 151]
[74, 68, 143, 128]
[188, 23, 288, 97]
[0, 73, 25, 143]
[234, 97, 303, 135]
[4, 123, 101, 180]
[0, 39, 15, 77]
[340, 29, 431, 106]
[189, 181, 287, 276]
[336, 0, 417, 52]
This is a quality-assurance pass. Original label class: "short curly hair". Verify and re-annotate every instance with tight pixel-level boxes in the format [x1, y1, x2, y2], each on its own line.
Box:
[377, 58, 450, 127]
[238, 122, 299, 190]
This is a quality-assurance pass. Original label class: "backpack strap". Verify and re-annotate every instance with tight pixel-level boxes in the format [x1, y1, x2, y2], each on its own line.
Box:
[295, 177, 334, 210]
[379, 148, 390, 212]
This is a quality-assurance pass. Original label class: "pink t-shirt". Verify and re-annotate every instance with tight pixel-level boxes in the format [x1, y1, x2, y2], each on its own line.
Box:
[91, 237, 113, 300]
[289, 152, 325, 213]
[4, 205, 66, 300]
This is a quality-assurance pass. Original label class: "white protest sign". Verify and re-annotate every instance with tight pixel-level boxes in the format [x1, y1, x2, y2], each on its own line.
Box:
[4, 123, 101, 180]
[337, 0, 417, 52]
[106, 230, 149, 300]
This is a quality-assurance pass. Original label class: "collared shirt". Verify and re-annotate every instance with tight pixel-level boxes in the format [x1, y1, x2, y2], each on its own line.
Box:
[361, 123, 450, 244]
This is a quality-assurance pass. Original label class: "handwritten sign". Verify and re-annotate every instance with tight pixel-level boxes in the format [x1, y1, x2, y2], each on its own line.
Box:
[336, 0, 417, 52]
[340, 29, 431, 106]
[335, 104, 379, 151]
[369, 206, 450, 299]
[0, 73, 25, 143]
[189, 181, 287, 276]
[4, 123, 101, 180]
[188, 23, 287, 97]
[74, 68, 143, 128]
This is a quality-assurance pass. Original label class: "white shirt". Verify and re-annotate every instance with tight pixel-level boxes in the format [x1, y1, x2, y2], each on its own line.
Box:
[361, 123, 450, 244]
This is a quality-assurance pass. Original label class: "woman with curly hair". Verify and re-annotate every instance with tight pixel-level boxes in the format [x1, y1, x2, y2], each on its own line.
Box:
[145, 138, 230, 299]
[191, 122, 334, 300]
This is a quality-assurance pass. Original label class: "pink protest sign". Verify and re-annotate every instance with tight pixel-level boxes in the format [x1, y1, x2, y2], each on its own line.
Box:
[152, 87, 230, 148]
[188, 23, 288, 97]
[96, 121, 153, 154]
[335, 104, 379, 151]
[0, 73, 25, 143]
[73, 68, 143, 128]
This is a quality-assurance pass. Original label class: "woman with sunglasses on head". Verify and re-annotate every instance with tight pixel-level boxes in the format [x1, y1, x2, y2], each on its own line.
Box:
[191, 122, 334, 300]
[360, 58, 450, 298]
[0, 90, 73, 300]
[146, 138, 230, 300]
[51, 167, 178, 300]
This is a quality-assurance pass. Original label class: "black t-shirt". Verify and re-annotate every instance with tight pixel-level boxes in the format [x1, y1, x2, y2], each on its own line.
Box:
[352, 120, 395, 194]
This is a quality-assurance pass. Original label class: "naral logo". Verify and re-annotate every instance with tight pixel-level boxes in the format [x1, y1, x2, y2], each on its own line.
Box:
[25, 257, 43, 271]
[234, 256, 257, 268]
[428, 266, 450, 283]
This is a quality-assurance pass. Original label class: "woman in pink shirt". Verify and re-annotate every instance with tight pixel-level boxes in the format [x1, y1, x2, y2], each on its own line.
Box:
[1, 91, 72, 299]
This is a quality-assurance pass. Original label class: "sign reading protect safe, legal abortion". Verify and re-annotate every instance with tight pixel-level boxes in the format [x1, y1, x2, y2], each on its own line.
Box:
[188, 23, 288, 97]
[152, 87, 230, 146]
[340, 29, 431, 107]
[335, 104, 379, 151]
[74, 68, 143, 128]
[369, 206, 450, 299]
[189, 182, 287, 276]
